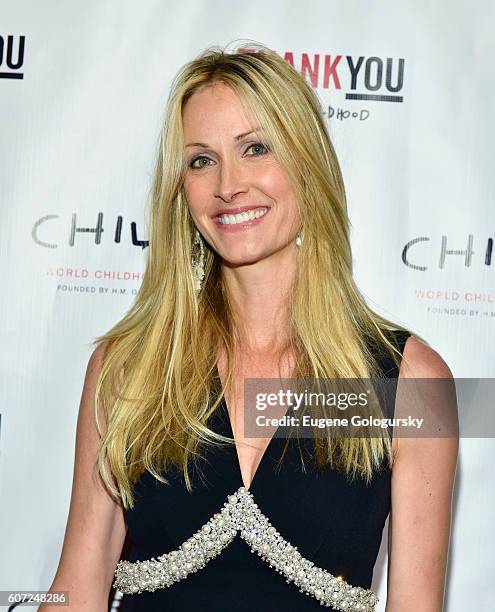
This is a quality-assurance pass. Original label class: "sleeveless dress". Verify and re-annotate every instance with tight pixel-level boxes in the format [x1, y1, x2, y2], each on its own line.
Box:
[119, 330, 410, 611]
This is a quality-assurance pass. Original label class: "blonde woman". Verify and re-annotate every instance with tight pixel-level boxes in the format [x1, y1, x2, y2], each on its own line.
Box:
[41, 43, 458, 611]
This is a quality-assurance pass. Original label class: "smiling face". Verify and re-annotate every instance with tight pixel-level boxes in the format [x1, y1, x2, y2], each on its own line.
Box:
[182, 81, 301, 266]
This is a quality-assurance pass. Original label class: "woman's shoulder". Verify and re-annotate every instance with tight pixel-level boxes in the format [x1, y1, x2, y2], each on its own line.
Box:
[87, 339, 109, 371]
[399, 334, 453, 380]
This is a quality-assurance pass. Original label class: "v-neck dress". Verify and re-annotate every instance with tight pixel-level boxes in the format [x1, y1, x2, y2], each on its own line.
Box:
[119, 330, 410, 611]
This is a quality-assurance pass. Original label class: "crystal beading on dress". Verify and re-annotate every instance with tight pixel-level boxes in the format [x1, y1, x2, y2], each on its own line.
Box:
[114, 487, 378, 611]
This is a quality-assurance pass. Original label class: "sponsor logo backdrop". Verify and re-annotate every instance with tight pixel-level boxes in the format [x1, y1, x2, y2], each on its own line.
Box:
[1, 1, 493, 609]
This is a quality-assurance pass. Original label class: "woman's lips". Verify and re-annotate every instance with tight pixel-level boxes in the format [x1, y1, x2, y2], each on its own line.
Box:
[212, 206, 271, 232]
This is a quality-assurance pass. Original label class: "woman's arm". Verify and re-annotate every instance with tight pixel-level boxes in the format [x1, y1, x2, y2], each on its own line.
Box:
[39, 343, 127, 611]
[385, 336, 459, 612]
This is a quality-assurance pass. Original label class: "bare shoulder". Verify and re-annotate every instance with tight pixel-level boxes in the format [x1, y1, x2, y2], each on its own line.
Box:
[396, 335, 458, 447]
[76, 341, 112, 438]
[86, 340, 109, 379]
[399, 335, 453, 379]
[386, 334, 458, 610]
[39, 339, 126, 609]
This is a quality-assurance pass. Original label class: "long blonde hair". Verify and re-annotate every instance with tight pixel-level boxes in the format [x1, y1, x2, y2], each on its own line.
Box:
[93, 41, 425, 509]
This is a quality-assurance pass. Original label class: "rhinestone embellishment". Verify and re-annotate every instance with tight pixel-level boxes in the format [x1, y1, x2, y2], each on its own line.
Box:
[113, 487, 378, 611]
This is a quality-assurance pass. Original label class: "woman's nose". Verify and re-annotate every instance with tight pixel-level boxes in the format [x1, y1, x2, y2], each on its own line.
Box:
[214, 159, 248, 202]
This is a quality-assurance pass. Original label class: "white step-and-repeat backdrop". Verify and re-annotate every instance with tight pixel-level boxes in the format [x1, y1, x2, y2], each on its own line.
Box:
[1, 1, 493, 610]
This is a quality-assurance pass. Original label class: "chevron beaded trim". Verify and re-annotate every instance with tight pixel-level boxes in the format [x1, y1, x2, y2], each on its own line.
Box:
[113, 486, 378, 611]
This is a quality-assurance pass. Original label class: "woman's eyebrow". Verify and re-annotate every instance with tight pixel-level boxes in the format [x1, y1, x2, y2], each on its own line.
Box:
[185, 127, 263, 148]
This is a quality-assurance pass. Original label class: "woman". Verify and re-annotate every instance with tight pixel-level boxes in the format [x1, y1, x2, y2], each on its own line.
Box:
[41, 43, 458, 611]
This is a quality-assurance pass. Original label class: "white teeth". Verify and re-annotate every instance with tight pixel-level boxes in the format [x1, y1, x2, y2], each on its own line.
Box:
[218, 207, 268, 225]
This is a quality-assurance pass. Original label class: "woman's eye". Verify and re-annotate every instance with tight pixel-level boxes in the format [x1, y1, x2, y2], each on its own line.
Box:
[247, 142, 270, 156]
[189, 156, 211, 169]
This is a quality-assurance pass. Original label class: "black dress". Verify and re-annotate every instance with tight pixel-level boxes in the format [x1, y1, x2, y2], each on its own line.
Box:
[119, 330, 410, 611]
